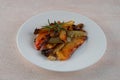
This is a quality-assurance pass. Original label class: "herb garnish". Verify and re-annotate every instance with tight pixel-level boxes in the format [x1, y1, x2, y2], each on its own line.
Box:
[43, 19, 66, 32]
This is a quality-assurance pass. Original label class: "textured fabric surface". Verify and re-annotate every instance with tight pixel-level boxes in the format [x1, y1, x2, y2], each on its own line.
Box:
[0, 0, 120, 80]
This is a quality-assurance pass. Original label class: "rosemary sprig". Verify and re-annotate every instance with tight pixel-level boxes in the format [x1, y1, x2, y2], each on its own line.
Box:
[43, 19, 66, 32]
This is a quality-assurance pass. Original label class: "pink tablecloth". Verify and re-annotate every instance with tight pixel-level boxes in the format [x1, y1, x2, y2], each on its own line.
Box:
[0, 0, 120, 80]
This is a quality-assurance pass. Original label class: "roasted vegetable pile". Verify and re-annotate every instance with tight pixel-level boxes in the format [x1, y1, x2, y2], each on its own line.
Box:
[34, 20, 87, 61]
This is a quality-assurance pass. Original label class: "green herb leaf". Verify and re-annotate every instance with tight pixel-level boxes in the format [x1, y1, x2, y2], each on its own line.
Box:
[48, 19, 51, 25]
[43, 20, 66, 32]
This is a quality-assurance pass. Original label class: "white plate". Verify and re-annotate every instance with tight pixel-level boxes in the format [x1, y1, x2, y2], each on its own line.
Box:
[16, 11, 107, 72]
